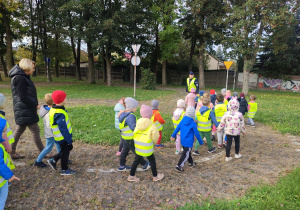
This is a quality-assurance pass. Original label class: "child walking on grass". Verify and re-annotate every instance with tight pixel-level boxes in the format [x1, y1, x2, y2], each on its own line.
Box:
[193, 98, 219, 155]
[0, 116, 20, 209]
[238, 93, 248, 116]
[172, 99, 186, 155]
[127, 105, 164, 182]
[213, 94, 228, 149]
[151, 100, 165, 148]
[247, 95, 257, 128]
[171, 106, 203, 172]
[35, 94, 61, 167]
[47, 90, 76, 175]
[114, 97, 126, 156]
[217, 99, 246, 162]
[118, 97, 150, 171]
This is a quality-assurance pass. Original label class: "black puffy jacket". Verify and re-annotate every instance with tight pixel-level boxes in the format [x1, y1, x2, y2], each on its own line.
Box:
[9, 65, 39, 125]
[238, 97, 248, 116]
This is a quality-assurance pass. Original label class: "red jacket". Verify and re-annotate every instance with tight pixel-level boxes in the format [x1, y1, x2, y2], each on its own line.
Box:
[152, 110, 165, 124]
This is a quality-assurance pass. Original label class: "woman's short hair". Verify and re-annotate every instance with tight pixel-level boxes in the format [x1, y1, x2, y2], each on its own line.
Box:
[19, 58, 34, 72]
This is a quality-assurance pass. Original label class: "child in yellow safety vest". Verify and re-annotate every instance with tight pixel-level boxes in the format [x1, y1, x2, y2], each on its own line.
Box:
[172, 99, 186, 155]
[0, 94, 14, 154]
[213, 94, 228, 149]
[193, 98, 219, 155]
[127, 105, 164, 182]
[0, 115, 20, 209]
[247, 95, 258, 128]
[151, 100, 165, 148]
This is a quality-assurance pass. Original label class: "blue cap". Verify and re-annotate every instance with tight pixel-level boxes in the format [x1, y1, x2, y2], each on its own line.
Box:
[199, 91, 205, 96]
[189, 71, 194, 75]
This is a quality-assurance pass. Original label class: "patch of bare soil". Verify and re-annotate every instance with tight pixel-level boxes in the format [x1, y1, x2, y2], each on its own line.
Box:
[3, 87, 300, 209]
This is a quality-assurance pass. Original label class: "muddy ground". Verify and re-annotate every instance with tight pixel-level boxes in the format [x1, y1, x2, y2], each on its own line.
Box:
[3, 85, 300, 209]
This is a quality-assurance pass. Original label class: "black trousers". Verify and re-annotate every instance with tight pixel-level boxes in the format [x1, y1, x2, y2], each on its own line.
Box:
[119, 140, 146, 166]
[130, 153, 157, 177]
[177, 146, 193, 167]
[53, 141, 73, 170]
[226, 135, 240, 157]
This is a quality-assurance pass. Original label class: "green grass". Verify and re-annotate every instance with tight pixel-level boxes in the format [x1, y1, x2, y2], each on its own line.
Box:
[39, 105, 174, 145]
[1, 83, 175, 101]
[181, 167, 300, 210]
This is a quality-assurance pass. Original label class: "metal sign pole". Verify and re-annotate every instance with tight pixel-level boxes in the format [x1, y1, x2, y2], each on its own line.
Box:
[134, 52, 137, 97]
[226, 69, 229, 91]
[233, 70, 237, 90]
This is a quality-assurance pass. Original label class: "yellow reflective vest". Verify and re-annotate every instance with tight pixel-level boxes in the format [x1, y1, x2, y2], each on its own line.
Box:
[151, 112, 163, 131]
[172, 111, 185, 134]
[247, 102, 257, 118]
[0, 114, 15, 144]
[196, 110, 212, 132]
[187, 78, 197, 92]
[214, 103, 227, 122]
[134, 125, 154, 157]
[119, 113, 136, 140]
[49, 108, 72, 141]
[0, 144, 15, 188]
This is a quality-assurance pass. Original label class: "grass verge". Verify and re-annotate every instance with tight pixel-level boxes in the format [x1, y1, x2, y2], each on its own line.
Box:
[181, 167, 300, 209]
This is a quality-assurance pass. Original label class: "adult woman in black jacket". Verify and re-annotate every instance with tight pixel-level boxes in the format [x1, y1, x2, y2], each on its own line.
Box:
[9, 58, 44, 159]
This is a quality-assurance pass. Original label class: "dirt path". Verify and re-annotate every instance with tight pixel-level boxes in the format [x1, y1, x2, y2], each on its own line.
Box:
[4, 87, 300, 209]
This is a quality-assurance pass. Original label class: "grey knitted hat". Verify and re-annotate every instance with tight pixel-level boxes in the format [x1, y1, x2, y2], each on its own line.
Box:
[221, 88, 226, 94]
[185, 106, 195, 118]
[0, 94, 6, 107]
[151, 100, 159, 109]
[233, 92, 238, 97]
[125, 97, 138, 110]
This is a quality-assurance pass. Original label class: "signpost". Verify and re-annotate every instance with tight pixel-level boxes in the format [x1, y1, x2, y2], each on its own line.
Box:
[224, 61, 233, 91]
[44, 57, 51, 82]
[131, 44, 141, 97]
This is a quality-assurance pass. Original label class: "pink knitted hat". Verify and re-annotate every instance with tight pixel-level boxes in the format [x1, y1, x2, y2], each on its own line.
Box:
[140, 104, 153, 119]
[190, 88, 196, 93]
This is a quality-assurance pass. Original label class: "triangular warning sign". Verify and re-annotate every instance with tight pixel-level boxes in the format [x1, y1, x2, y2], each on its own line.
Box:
[224, 61, 233, 70]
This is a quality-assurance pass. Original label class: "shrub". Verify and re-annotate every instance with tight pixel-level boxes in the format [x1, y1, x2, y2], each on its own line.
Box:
[140, 68, 156, 90]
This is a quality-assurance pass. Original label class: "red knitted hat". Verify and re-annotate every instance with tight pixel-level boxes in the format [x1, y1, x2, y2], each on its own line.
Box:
[52, 90, 67, 104]
[210, 89, 215, 95]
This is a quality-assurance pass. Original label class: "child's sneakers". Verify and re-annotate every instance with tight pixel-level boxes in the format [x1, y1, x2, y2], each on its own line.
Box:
[175, 150, 180, 155]
[252, 125, 256, 128]
[141, 161, 151, 170]
[225, 157, 233, 162]
[60, 168, 76, 175]
[208, 147, 216, 153]
[34, 161, 47, 168]
[127, 175, 140, 182]
[218, 144, 223, 149]
[153, 173, 164, 182]
[155, 144, 164, 148]
[189, 162, 197, 167]
[47, 158, 57, 170]
[235, 153, 242, 159]
[118, 165, 132, 171]
[175, 166, 184, 172]
[192, 151, 200, 156]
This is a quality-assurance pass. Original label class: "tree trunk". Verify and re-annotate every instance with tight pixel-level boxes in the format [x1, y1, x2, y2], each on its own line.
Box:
[0, 6, 14, 70]
[189, 38, 196, 71]
[29, 0, 37, 77]
[0, 56, 8, 77]
[55, 60, 59, 78]
[0, 72, 2, 81]
[75, 40, 82, 80]
[102, 46, 106, 83]
[105, 51, 112, 87]
[242, 58, 254, 95]
[162, 60, 167, 86]
[87, 42, 95, 84]
[54, 32, 59, 77]
[198, 48, 205, 89]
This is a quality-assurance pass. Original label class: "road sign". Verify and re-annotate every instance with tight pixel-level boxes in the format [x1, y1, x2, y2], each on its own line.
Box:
[131, 55, 141, 66]
[131, 44, 141, 53]
[44, 57, 50, 63]
[224, 61, 233, 70]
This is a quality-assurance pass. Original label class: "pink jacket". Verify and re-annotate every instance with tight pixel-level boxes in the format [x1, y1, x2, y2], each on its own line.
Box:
[185, 93, 196, 107]
[217, 99, 246, 136]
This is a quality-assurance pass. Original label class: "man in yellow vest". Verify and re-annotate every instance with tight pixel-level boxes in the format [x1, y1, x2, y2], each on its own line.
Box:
[0, 117, 20, 209]
[186, 71, 199, 94]
[128, 105, 164, 182]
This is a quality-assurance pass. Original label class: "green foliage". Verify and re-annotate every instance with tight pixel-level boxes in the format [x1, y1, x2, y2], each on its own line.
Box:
[181, 167, 300, 209]
[140, 68, 156, 90]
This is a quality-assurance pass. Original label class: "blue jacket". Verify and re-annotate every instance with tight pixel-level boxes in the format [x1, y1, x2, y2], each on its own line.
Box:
[210, 94, 217, 105]
[171, 116, 203, 148]
[119, 111, 136, 131]
[196, 106, 219, 127]
[0, 121, 13, 181]
[52, 105, 73, 144]
[114, 103, 125, 130]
